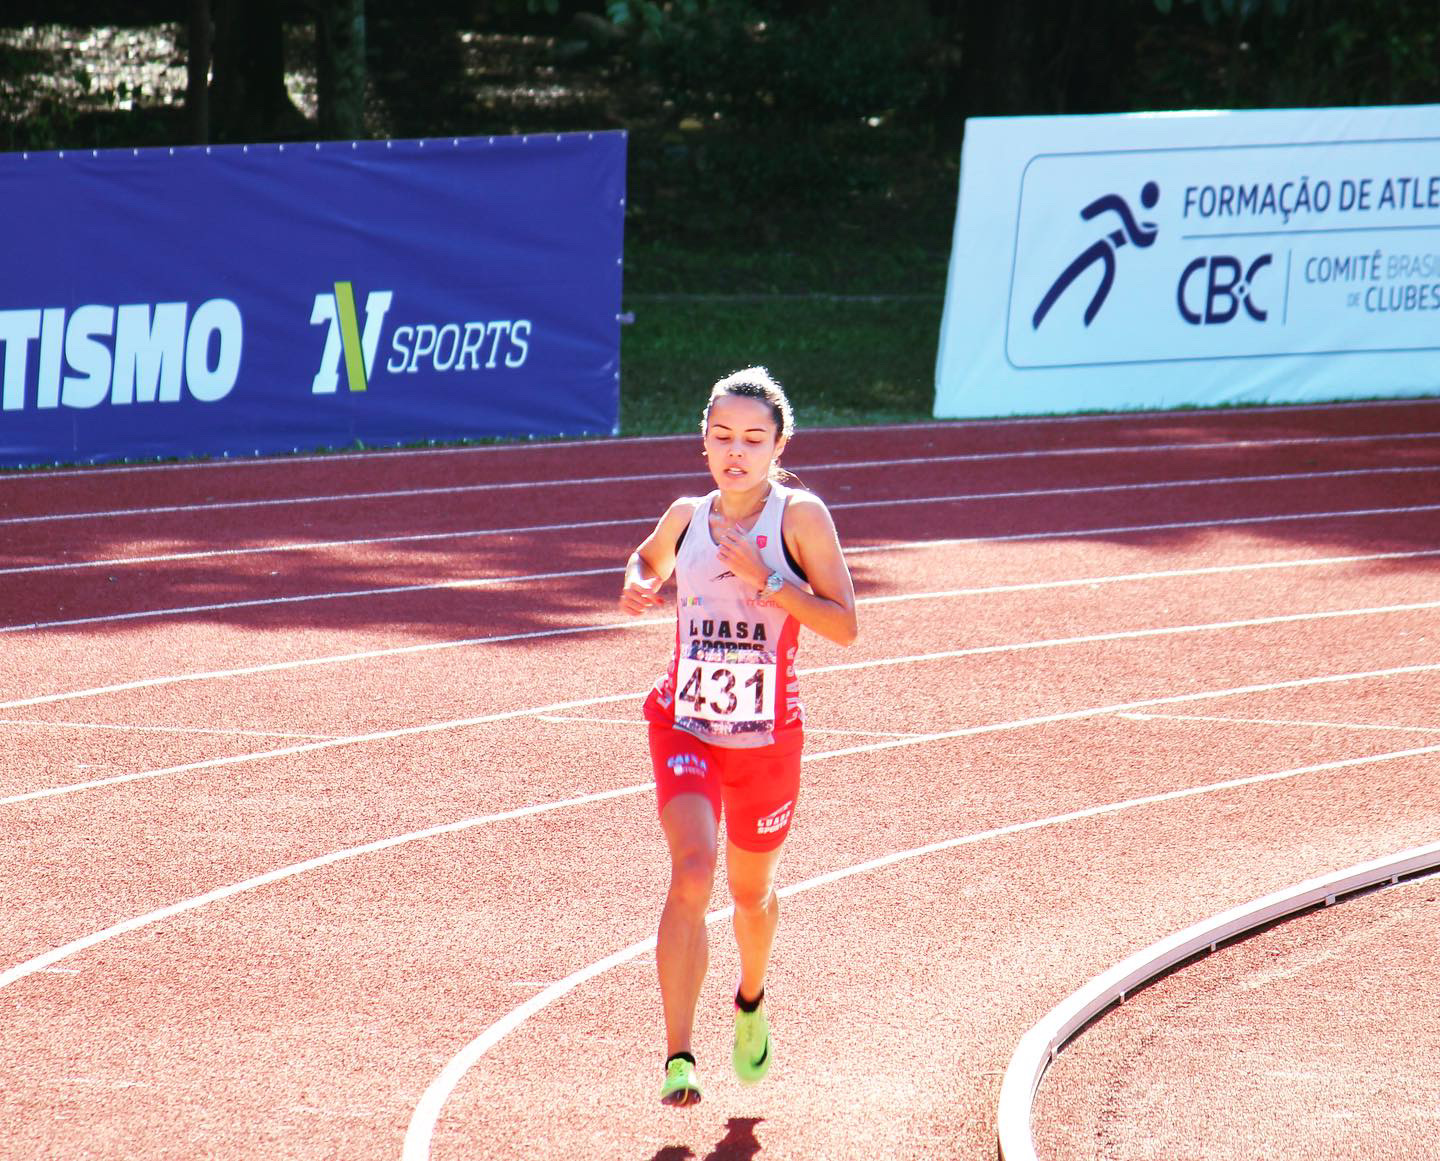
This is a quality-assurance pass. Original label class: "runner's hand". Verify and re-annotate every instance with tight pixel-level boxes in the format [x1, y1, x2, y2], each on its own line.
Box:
[619, 573, 665, 615]
[716, 527, 767, 590]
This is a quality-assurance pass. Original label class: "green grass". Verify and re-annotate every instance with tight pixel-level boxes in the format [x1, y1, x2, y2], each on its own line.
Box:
[619, 296, 943, 435]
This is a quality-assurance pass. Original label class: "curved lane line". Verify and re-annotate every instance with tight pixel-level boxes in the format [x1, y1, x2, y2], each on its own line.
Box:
[401, 742, 1440, 1161]
[994, 838, 1440, 1161]
[0, 784, 654, 992]
[6, 603, 1439, 806]
[0, 619, 670, 712]
[0, 687, 655, 806]
[4, 432, 1434, 527]
[3, 685, 1435, 1001]
[5, 464, 1435, 577]
[2, 669, 1437, 1003]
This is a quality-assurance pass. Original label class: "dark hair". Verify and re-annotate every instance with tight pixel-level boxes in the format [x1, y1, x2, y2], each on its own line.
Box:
[701, 367, 796, 482]
[701, 367, 794, 441]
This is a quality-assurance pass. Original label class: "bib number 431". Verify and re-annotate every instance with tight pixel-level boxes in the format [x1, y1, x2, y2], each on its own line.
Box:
[675, 658, 776, 724]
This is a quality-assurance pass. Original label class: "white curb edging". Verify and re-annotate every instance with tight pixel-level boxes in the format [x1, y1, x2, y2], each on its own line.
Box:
[996, 838, 1440, 1161]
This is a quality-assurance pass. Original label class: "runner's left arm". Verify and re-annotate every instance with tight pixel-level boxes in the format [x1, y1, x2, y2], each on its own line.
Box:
[715, 493, 858, 646]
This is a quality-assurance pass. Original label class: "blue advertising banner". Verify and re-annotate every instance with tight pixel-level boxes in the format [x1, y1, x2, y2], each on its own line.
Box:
[0, 131, 626, 467]
[936, 105, 1440, 417]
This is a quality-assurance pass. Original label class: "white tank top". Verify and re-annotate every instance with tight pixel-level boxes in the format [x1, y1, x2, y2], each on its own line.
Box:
[650, 483, 809, 749]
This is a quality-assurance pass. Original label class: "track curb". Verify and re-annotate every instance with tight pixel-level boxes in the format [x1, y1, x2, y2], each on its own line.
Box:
[995, 838, 1440, 1161]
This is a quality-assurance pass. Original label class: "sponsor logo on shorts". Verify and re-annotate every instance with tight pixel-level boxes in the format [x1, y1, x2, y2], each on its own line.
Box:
[755, 800, 793, 836]
[667, 753, 708, 778]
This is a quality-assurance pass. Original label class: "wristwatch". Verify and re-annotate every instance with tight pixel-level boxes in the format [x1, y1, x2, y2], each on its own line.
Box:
[763, 570, 785, 594]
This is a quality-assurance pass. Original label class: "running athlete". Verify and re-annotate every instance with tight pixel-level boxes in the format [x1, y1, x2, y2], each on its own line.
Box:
[618, 367, 858, 1107]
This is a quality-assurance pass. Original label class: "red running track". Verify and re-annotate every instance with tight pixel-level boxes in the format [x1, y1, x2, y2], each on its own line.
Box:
[0, 399, 1438, 1160]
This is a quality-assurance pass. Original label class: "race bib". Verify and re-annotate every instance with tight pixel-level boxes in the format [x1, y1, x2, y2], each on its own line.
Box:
[675, 656, 776, 727]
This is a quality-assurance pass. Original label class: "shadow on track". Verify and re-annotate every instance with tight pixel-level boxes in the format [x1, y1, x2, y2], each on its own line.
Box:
[648, 1116, 764, 1161]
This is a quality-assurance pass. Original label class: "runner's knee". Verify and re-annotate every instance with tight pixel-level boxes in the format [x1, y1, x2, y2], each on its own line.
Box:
[668, 847, 717, 907]
[729, 877, 776, 914]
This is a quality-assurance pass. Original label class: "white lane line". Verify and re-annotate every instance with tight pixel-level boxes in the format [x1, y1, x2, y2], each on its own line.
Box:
[4, 515, 1435, 636]
[793, 660, 1440, 763]
[0, 689, 656, 807]
[855, 547, 1440, 609]
[534, 715, 927, 739]
[846, 503, 1440, 557]
[994, 839, 1440, 1161]
[4, 592, 1437, 807]
[535, 715, 648, 726]
[799, 599, 1440, 684]
[6, 397, 1434, 483]
[0, 619, 670, 712]
[0, 784, 656, 991]
[5, 464, 1434, 576]
[0, 516, 655, 576]
[0, 419, 991, 485]
[4, 431, 1434, 527]
[0, 718, 341, 741]
[400, 738, 1440, 1161]
[1120, 712, 1440, 735]
[3, 674, 1435, 1003]
[3, 544, 1436, 709]
[0, 565, 615, 634]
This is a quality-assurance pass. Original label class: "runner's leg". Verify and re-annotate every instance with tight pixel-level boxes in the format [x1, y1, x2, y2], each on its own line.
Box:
[658, 793, 719, 1057]
[727, 840, 784, 1002]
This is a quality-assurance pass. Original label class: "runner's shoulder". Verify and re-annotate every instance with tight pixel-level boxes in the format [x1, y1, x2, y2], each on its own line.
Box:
[781, 487, 837, 531]
[658, 495, 706, 534]
[666, 495, 707, 520]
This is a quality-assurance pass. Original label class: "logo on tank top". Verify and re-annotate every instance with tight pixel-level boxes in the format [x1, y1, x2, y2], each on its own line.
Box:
[755, 535, 768, 548]
[688, 619, 767, 644]
[712, 569, 737, 582]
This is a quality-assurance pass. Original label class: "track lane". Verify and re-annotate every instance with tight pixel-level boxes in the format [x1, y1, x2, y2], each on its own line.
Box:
[5, 462, 1440, 629]
[3, 715, 1437, 1160]
[2, 500, 1435, 708]
[4, 400, 1436, 520]
[2, 619, 1434, 982]
[3, 424, 1435, 568]
[3, 403, 1438, 1160]
[417, 739, 1440, 1161]
[1031, 872, 1440, 1161]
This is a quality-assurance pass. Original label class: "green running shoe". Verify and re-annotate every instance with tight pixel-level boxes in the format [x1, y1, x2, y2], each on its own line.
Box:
[659, 1057, 702, 1106]
[732, 1002, 771, 1085]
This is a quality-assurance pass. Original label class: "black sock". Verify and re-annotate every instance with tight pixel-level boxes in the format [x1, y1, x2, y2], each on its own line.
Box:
[735, 987, 764, 1013]
[666, 1051, 695, 1067]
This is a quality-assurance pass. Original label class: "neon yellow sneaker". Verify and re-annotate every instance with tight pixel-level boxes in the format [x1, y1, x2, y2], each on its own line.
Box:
[732, 1002, 772, 1085]
[659, 1057, 702, 1106]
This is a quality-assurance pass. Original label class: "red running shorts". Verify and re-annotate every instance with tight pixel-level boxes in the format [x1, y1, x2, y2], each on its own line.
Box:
[648, 724, 804, 853]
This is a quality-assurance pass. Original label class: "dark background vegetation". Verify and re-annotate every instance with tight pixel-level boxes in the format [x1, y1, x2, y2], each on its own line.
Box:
[2, 1, 1436, 433]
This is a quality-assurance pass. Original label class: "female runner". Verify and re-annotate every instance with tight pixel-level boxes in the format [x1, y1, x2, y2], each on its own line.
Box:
[618, 367, 858, 1106]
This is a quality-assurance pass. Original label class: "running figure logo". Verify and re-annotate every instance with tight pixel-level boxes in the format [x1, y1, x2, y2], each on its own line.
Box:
[1032, 182, 1160, 329]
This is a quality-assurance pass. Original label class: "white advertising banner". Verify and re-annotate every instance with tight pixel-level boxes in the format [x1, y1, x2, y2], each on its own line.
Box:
[935, 104, 1440, 417]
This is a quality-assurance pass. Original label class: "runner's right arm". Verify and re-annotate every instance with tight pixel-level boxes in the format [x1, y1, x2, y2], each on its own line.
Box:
[619, 498, 701, 615]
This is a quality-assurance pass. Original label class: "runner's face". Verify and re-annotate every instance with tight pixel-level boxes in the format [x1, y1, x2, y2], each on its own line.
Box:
[703, 394, 784, 493]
